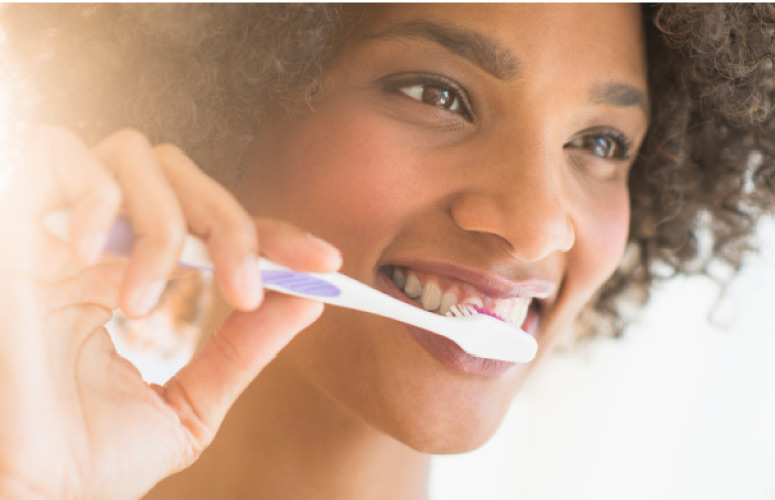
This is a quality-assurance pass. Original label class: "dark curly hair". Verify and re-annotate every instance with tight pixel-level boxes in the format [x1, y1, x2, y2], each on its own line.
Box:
[2, 4, 775, 338]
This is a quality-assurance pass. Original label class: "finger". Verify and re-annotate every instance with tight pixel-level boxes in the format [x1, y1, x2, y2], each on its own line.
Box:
[93, 129, 186, 318]
[254, 218, 342, 273]
[1, 127, 123, 276]
[159, 293, 324, 453]
[153, 144, 262, 312]
[44, 128, 123, 265]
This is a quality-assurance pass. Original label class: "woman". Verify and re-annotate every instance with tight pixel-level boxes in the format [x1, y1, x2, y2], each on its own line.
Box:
[1, 4, 774, 500]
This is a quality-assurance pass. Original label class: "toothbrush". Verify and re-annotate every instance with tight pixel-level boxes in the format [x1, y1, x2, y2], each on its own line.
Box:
[43, 211, 538, 363]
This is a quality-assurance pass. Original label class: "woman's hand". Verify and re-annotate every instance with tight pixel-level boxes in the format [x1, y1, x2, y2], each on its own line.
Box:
[0, 126, 341, 500]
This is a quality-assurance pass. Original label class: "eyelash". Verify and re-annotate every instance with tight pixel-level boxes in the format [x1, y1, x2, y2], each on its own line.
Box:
[382, 73, 474, 121]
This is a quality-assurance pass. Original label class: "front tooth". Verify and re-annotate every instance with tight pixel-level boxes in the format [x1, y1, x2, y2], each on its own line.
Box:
[461, 297, 483, 309]
[508, 301, 530, 327]
[439, 291, 458, 315]
[392, 268, 406, 289]
[404, 273, 422, 298]
[421, 282, 442, 311]
[493, 302, 511, 321]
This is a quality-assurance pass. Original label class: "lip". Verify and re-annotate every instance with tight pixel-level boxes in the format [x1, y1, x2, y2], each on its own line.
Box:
[382, 258, 557, 300]
[375, 268, 541, 377]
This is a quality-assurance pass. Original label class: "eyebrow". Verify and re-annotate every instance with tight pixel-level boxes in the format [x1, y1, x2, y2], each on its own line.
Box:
[588, 82, 650, 116]
[365, 20, 520, 80]
[367, 20, 649, 116]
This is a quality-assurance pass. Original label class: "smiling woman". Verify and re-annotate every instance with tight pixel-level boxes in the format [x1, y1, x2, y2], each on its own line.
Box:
[0, 4, 774, 500]
[229, 6, 646, 458]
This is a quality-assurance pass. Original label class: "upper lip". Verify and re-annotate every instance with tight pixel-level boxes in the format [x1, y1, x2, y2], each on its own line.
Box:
[379, 258, 558, 301]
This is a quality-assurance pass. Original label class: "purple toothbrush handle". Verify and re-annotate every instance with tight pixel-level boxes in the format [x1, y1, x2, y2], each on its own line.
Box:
[102, 216, 340, 298]
[104, 216, 136, 257]
[105, 217, 342, 298]
[260, 270, 341, 298]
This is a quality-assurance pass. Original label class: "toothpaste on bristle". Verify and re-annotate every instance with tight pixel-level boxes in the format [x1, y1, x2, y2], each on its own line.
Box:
[470, 304, 506, 322]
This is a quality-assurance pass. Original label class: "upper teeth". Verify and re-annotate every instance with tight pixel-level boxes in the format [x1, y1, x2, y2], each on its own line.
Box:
[404, 273, 422, 298]
[389, 267, 532, 327]
[421, 282, 441, 311]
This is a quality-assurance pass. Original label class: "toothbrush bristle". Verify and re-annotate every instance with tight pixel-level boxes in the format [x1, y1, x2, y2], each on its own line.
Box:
[445, 303, 506, 322]
[470, 304, 506, 322]
[446, 304, 471, 318]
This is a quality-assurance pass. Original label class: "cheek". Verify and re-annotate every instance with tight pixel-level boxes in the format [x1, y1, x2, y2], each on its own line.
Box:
[246, 106, 430, 257]
[584, 190, 630, 280]
[562, 186, 630, 320]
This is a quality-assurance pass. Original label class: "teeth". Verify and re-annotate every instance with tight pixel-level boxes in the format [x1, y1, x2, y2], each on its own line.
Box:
[461, 297, 483, 308]
[391, 268, 406, 289]
[421, 282, 442, 311]
[394, 267, 535, 327]
[507, 301, 530, 327]
[439, 291, 458, 315]
[493, 302, 511, 321]
[404, 273, 422, 298]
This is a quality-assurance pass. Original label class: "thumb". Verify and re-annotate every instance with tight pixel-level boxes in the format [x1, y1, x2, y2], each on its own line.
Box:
[159, 292, 323, 458]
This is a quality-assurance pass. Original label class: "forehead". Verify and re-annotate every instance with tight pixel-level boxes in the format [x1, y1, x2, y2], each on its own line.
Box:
[346, 3, 647, 94]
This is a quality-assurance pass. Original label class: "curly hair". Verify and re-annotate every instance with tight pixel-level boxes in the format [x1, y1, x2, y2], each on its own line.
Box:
[2, 4, 775, 338]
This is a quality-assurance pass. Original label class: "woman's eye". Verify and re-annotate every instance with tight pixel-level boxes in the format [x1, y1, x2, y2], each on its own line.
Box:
[566, 132, 633, 161]
[381, 73, 474, 122]
[398, 84, 464, 114]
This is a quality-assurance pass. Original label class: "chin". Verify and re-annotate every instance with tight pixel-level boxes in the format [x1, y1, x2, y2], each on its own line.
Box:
[391, 412, 507, 455]
[284, 306, 533, 455]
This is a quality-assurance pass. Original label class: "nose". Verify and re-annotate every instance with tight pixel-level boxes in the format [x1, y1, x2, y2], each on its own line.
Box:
[449, 158, 575, 262]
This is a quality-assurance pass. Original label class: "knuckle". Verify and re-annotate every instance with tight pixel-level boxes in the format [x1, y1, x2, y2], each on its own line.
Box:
[92, 178, 123, 209]
[214, 209, 257, 248]
[258, 217, 302, 237]
[138, 206, 187, 253]
[110, 127, 153, 152]
[154, 143, 200, 173]
[154, 142, 185, 160]
[211, 329, 252, 373]
[158, 215, 188, 248]
[161, 378, 215, 458]
[236, 216, 259, 247]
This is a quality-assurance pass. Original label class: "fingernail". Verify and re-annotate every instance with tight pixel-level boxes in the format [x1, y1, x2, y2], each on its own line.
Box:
[131, 279, 166, 317]
[236, 254, 263, 309]
[80, 231, 108, 265]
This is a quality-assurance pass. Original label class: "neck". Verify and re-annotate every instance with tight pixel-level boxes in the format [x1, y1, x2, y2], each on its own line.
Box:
[148, 349, 431, 500]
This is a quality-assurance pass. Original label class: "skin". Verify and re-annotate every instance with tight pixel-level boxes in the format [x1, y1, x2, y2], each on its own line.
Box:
[0, 125, 342, 500]
[150, 4, 649, 500]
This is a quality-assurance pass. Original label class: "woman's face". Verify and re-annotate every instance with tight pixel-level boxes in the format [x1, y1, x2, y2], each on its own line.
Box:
[236, 4, 648, 452]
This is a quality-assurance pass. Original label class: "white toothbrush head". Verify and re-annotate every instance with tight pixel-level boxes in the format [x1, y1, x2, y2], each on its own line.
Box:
[438, 303, 537, 363]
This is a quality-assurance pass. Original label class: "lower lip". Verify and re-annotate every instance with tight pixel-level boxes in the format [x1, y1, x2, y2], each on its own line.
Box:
[375, 269, 534, 378]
